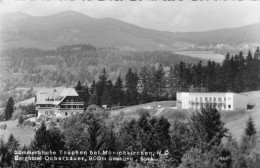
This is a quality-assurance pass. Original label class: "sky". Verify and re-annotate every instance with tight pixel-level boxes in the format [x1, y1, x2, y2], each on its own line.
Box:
[0, 1, 260, 32]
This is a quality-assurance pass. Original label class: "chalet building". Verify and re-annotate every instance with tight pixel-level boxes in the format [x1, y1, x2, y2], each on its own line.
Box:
[35, 87, 84, 118]
[177, 92, 247, 110]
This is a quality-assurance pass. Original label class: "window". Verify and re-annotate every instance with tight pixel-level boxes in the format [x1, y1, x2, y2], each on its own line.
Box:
[71, 112, 73, 115]
[209, 97, 212, 102]
[228, 105, 231, 109]
[224, 98, 226, 101]
[65, 112, 67, 116]
[224, 105, 226, 109]
[76, 106, 79, 108]
[218, 97, 221, 101]
[200, 97, 202, 102]
[213, 97, 216, 102]
[65, 105, 68, 109]
[205, 97, 208, 101]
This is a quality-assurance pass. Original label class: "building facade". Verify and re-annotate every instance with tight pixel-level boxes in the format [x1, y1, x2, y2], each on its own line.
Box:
[35, 87, 84, 118]
[177, 92, 247, 110]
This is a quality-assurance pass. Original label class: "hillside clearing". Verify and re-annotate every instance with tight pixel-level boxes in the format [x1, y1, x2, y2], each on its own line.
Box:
[0, 119, 35, 146]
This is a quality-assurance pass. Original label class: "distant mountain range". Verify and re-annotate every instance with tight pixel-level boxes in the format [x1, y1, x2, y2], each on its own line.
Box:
[1, 11, 260, 50]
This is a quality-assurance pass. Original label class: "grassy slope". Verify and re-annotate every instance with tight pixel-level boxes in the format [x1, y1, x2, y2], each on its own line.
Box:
[0, 119, 35, 146]
[111, 91, 260, 143]
[224, 91, 260, 141]
[110, 101, 176, 116]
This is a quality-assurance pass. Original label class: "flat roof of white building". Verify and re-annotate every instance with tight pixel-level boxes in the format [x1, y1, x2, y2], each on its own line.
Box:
[177, 92, 248, 99]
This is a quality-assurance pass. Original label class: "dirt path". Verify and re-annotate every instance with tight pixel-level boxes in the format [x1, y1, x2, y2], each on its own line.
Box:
[153, 107, 165, 116]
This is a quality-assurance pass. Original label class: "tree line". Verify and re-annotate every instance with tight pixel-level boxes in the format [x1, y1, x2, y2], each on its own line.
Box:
[1, 45, 201, 91]
[75, 47, 260, 108]
[0, 105, 258, 168]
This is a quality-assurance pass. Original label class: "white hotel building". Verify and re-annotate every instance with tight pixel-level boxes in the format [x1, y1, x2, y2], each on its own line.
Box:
[177, 92, 247, 110]
[35, 87, 84, 118]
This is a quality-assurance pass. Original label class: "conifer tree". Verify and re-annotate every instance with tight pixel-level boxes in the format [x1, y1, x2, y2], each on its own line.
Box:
[168, 66, 176, 99]
[30, 121, 51, 150]
[147, 66, 157, 101]
[102, 80, 113, 107]
[155, 64, 166, 100]
[190, 104, 227, 146]
[88, 90, 98, 106]
[5, 134, 20, 166]
[113, 76, 124, 106]
[245, 116, 256, 138]
[75, 81, 90, 109]
[0, 138, 8, 167]
[139, 66, 151, 103]
[4, 97, 14, 120]
[125, 68, 139, 105]
[96, 68, 108, 105]
[89, 80, 96, 95]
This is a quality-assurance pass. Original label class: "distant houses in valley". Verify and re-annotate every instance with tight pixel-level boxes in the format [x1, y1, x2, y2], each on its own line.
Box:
[35, 87, 84, 119]
[177, 92, 248, 111]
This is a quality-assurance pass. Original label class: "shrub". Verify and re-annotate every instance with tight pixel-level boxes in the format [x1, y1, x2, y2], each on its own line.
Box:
[12, 111, 20, 120]
[18, 115, 24, 126]
[23, 120, 31, 127]
[0, 113, 5, 121]
[49, 122, 56, 128]
[31, 122, 36, 127]
[0, 124, 7, 130]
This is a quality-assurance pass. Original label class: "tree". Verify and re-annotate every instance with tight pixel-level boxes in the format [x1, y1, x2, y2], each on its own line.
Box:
[118, 110, 171, 155]
[88, 90, 98, 105]
[125, 68, 139, 105]
[245, 116, 256, 138]
[96, 68, 108, 106]
[154, 64, 166, 100]
[47, 127, 66, 151]
[190, 104, 227, 147]
[0, 134, 20, 167]
[139, 66, 151, 103]
[75, 81, 90, 109]
[168, 66, 177, 100]
[170, 121, 194, 167]
[61, 106, 111, 167]
[113, 76, 124, 106]
[102, 80, 114, 108]
[179, 147, 221, 168]
[4, 97, 14, 120]
[89, 80, 96, 95]
[30, 121, 51, 150]
[6, 134, 20, 166]
[0, 138, 8, 167]
[18, 115, 24, 126]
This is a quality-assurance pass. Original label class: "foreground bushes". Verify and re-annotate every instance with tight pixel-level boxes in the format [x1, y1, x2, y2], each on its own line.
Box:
[0, 106, 259, 168]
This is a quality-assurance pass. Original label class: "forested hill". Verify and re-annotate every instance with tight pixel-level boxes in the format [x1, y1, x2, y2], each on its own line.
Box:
[0, 45, 202, 90]
[1, 11, 260, 50]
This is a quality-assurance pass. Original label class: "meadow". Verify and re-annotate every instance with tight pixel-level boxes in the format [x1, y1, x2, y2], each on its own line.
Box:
[174, 50, 225, 62]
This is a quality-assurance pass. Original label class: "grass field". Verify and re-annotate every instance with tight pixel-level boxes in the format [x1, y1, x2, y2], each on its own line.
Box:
[110, 101, 176, 116]
[175, 50, 225, 62]
[0, 119, 35, 145]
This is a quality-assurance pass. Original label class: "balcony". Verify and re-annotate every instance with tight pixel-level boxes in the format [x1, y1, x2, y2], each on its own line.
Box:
[36, 107, 54, 109]
[61, 102, 84, 105]
[56, 108, 84, 110]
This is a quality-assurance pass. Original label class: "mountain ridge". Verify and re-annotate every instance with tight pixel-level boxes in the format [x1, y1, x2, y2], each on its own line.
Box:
[1, 11, 260, 50]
